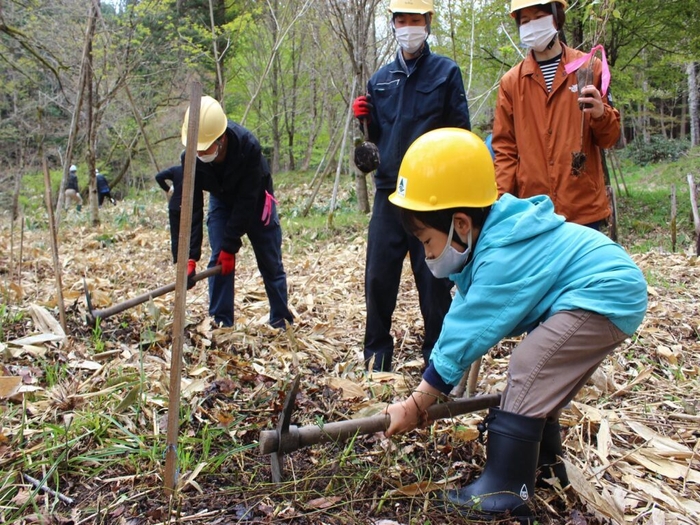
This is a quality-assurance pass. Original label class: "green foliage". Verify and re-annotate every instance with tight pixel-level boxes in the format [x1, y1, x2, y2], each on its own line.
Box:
[91, 323, 106, 353]
[0, 305, 25, 342]
[622, 136, 691, 166]
[614, 145, 699, 253]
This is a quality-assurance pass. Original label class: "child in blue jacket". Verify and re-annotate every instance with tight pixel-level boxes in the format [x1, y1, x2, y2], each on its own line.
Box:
[384, 128, 647, 523]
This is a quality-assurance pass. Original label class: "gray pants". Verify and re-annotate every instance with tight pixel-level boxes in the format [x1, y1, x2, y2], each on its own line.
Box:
[64, 189, 83, 208]
[501, 310, 628, 419]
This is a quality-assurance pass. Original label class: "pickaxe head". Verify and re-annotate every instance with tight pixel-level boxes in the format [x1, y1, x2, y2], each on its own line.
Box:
[83, 277, 99, 326]
[269, 375, 300, 483]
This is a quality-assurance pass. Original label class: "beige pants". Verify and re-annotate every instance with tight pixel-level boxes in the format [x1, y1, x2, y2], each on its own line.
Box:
[500, 310, 628, 419]
[65, 189, 83, 208]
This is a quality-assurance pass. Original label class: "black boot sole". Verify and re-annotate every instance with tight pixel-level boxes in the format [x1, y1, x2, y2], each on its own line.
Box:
[435, 493, 537, 524]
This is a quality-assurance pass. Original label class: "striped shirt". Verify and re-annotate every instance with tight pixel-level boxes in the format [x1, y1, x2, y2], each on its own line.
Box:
[538, 53, 562, 92]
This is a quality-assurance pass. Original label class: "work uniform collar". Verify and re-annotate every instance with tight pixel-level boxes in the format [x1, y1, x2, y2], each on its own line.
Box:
[520, 43, 571, 95]
[396, 41, 431, 75]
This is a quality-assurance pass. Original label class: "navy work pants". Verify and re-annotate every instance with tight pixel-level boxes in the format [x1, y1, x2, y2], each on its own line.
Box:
[206, 194, 293, 328]
[364, 189, 453, 371]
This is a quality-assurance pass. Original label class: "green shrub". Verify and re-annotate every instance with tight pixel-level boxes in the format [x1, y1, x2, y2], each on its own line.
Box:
[622, 135, 690, 165]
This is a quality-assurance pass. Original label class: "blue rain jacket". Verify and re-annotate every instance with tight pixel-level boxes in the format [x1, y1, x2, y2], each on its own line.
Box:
[428, 194, 648, 389]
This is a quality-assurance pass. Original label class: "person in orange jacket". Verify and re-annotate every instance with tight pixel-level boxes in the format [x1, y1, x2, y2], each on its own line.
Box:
[493, 0, 620, 229]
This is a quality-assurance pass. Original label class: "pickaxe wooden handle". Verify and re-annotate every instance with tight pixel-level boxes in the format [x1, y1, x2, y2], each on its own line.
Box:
[259, 393, 501, 456]
[84, 265, 222, 324]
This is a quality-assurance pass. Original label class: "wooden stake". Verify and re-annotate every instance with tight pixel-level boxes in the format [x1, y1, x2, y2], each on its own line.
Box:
[164, 83, 201, 496]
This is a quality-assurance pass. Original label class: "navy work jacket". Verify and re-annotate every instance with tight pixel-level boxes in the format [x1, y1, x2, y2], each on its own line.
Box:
[366, 42, 471, 190]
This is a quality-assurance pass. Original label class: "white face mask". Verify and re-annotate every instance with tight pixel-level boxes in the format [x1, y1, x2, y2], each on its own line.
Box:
[519, 15, 558, 52]
[425, 218, 472, 279]
[395, 25, 427, 55]
[197, 143, 220, 163]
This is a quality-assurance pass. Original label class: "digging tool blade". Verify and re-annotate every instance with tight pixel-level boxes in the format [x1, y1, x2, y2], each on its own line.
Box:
[270, 375, 301, 483]
[83, 277, 96, 325]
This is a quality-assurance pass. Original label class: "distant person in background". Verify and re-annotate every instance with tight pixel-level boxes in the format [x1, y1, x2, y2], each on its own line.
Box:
[96, 169, 116, 206]
[493, 0, 620, 229]
[483, 116, 495, 161]
[155, 164, 203, 265]
[65, 165, 83, 211]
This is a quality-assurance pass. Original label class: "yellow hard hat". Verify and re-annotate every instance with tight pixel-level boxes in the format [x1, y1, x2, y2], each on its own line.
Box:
[181, 95, 228, 150]
[388, 0, 434, 14]
[510, 0, 567, 16]
[389, 128, 497, 211]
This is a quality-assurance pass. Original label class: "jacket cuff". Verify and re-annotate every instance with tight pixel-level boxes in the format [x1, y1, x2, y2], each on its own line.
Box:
[422, 362, 455, 396]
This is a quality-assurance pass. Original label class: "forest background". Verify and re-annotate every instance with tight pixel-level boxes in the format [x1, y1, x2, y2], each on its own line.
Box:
[1, 0, 700, 220]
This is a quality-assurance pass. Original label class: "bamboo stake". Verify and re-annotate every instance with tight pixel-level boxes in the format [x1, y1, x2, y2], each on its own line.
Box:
[688, 174, 700, 256]
[41, 154, 67, 333]
[671, 184, 677, 253]
[164, 83, 201, 496]
[10, 168, 22, 284]
[19, 214, 24, 291]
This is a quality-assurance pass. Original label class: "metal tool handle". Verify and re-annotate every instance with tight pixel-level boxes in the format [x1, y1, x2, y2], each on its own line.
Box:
[89, 265, 222, 322]
[259, 393, 500, 455]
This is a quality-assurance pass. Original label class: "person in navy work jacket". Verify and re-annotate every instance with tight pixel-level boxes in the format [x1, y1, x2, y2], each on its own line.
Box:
[181, 96, 293, 329]
[352, 0, 471, 372]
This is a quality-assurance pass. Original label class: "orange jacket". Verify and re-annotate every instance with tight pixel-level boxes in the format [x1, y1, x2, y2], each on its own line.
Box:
[493, 44, 620, 225]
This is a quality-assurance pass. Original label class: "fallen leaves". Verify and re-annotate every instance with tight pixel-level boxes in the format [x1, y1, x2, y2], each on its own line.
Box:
[1, 203, 699, 524]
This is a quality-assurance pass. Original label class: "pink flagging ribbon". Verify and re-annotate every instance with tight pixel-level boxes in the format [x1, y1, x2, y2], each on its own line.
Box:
[564, 44, 611, 97]
[261, 190, 278, 226]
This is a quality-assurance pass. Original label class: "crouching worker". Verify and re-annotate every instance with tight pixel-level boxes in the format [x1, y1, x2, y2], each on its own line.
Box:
[384, 128, 647, 523]
[181, 96, 294, 329]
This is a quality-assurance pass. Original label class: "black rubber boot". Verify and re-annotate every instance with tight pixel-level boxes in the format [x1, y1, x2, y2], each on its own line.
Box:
[442, 408, 545, 523]
[537, 419, 570, 489]
[363, 350, 392, 372]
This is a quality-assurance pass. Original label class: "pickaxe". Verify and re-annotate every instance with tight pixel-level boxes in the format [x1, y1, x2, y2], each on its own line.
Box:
[83, 265, 222, 325]
[259, 375, 501, 482]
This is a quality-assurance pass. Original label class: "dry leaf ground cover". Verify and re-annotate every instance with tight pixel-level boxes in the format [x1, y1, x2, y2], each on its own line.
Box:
[0, 179, 699, 525]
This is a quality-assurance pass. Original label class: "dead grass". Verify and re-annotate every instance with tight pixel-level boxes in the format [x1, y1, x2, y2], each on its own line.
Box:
[0, 191, 698, 524]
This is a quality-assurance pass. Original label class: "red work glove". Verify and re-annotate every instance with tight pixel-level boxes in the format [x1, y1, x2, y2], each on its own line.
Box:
[216, 250, 236, 276]
[352, 95, 372, 121]
[187, 259, 197, 289]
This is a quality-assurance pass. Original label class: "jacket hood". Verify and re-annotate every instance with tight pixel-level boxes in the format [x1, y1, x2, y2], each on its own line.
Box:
[476, 194, 564, 252]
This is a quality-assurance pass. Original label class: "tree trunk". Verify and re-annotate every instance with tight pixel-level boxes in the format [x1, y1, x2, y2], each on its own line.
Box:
[54, 4, 95, 228]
